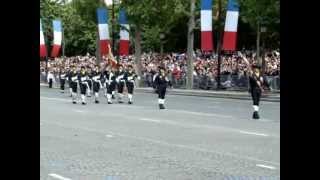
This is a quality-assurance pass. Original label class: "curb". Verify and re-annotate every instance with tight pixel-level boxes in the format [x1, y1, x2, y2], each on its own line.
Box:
[40, 83, 280, 102]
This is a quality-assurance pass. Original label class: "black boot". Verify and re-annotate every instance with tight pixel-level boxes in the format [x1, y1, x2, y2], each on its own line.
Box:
[108, 101, 113, 104]
[112, 95, 115, 99]
[82, 102, 86, 105]
[253, 111, 260, 119]
[128, 101, 132, 104]
[95, 100, 99, 104]
[159, 104, 165, 109]
[72, 101, 76, 104]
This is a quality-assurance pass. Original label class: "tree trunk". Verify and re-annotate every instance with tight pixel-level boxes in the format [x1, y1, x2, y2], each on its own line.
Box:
[96, 29, 101, 67]
[160, 41, 163, 55]
[134, 25, 143, 87]
[256, 22, 261, 65]
[186, 0, 195, 90]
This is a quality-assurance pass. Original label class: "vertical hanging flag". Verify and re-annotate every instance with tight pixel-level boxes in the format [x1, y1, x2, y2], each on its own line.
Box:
[222, 0, 239, 51]
[201, 0, 214, 51]
[119, 9, 130, 56]
[97, 8, 110, 56]
[51, 20, 62, 57]
[40, 19, 47, 58]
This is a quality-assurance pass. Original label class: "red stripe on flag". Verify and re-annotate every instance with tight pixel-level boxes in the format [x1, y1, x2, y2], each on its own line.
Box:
[100, 40, 110, 55]
[222, 31, 237, 51]
[51, 45, 61, 57]
[119, 40, 129, 56]
[40, 45, 47, 58]
[201, 31, 214, 51]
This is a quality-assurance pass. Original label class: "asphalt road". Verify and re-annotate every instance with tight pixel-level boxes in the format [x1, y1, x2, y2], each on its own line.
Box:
[40, 86, 280, 180]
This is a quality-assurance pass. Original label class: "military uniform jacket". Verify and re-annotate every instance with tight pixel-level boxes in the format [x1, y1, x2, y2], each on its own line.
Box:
[125, 71, 138, 83]
[91, 71, 103, 82]
[154, 74, 171, 88]
[78, 72, 88, 84]
[70, 71, 79, 82]
[116, 71, 126, 83]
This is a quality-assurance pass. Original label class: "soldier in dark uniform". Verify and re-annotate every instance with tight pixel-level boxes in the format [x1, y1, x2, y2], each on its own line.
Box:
[154, 66, 172, 109]
[105, 66, 117, 104]
[78, 66, 89, 105]
[59, 68, 67, 93]
[125, 65, 139, 104]
[69, 66, 79, 104]
[116, 65, 126, 103]
[86, 67, 93, 97]
[66, 67, 73, 97]
[91, 65, 103, 103]
[239, 52, 264, 119]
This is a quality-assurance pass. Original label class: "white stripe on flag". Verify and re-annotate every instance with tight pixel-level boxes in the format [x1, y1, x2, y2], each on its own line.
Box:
[201, 10, 212, 31]
[120, 24, 129, 41]
[224, 11, 239, 32]
[98, 24, 110, 40]
[40, 32, 45, 45]
[53, 32, 62, 45]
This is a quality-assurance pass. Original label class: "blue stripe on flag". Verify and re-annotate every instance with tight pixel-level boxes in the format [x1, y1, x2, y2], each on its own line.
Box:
[201, 0, 212, 10]
[97, 8, 108, 24]
[53, 20, 62, 32]
[227, 0, 239, 11]
[119, 9, 127, 24]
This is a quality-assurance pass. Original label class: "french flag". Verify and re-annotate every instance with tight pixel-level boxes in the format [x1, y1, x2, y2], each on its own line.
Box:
[51, 20, 62, 57]
[201, 0, 214, 51]
[40, 19, 47, 58]
[222, 0, 239, 51]
[97, 8, 110, 56]
[119, 9, 130, 56]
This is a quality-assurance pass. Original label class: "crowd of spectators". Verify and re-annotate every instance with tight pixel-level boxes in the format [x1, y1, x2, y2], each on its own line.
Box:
[40, 50, 280, 90]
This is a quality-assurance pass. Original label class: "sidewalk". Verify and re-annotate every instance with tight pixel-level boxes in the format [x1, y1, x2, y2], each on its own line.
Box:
[40, 83, 280, 102]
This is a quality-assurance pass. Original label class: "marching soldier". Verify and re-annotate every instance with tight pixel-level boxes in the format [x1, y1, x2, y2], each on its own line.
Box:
[239, 52, 264, 119]
[104, 65, 117, 104]
[125, 65, 140, 104]
[59, 68, 67, 93]
[86, 67, 93, 97]
[47, 69, 55, 88]
[69, 66, 79, 104]
[154, 66, 172, 109]
[78, 66, 89, 105]
[116, 65, 126, 103]
[66, 67, 73, 97]
[91, 65, 103, 103]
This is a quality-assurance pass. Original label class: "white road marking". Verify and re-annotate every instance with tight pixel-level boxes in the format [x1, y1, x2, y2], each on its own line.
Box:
[106, 134, 113, 138]
[256, 164, 277, 170]
[41, 96, 69, 102]
[73, 109, 85, 113]
[239, 131, 269, 137]
[48, 173, 72, 180]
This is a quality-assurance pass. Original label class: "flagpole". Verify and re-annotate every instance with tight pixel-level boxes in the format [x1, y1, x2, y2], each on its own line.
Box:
[62, 23, 65, 57]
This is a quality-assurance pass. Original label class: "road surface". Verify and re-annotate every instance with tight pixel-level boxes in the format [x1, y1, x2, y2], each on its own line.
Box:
[40, 86, 280, 180]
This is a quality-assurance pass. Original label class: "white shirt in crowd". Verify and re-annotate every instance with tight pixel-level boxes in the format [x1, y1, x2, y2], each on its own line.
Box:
[47, 72, 55, 83]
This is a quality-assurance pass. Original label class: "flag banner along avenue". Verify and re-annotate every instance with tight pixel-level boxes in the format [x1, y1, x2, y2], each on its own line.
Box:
[222, 0, 239, 51]
[40, 19, 47, 58]
[119, 9, 130, 56]
[51, 20, 62, 57]
[97, 8, 110, 56]
[201, 0, 214, 51]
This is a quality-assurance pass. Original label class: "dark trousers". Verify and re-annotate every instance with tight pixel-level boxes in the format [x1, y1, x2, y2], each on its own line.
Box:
[127, 82, 134, 94]
[158, 86, 167, 99]
[48, 79, 53, 88]
[251, 89, 261, 106]
[80, 83, 87, 95]
[60, 79, 65, 90]
[71, 82, 77, 93]
[93, 82, 100, 93]
[118, 81, 125, 93]
[107, 81, 116, 94]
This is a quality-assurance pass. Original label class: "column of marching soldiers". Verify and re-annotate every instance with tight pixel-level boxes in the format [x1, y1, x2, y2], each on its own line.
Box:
[51, 63, 171, 110]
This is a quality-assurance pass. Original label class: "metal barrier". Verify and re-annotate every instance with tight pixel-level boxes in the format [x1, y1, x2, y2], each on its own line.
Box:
[41, 72, 280, 91]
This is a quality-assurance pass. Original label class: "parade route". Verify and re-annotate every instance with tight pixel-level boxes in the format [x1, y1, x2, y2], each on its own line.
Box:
[40, 86, 280, 180]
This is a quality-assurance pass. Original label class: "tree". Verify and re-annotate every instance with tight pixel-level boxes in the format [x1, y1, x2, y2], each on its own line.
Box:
[186, 0, 195, 90]
[239, 0, 280, 65]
